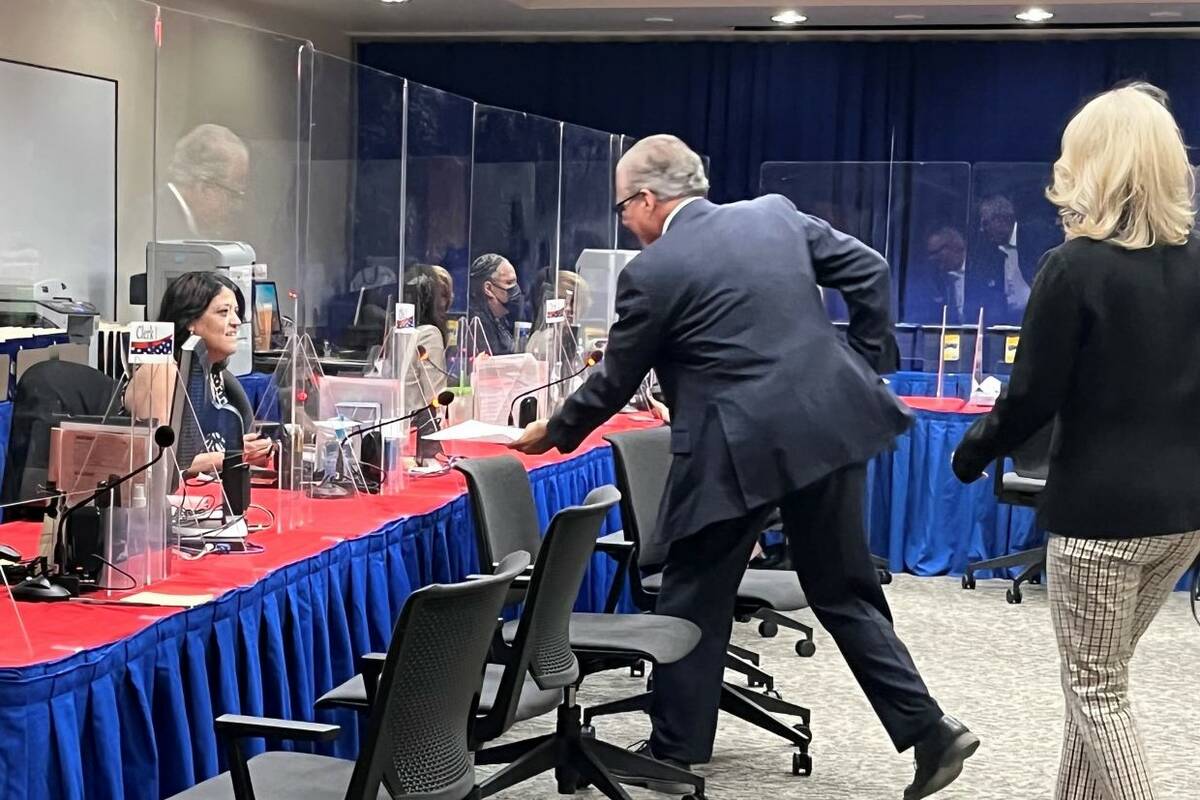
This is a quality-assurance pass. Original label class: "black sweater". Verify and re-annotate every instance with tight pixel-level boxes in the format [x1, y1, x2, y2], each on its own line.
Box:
[953, 234, 1200, 539]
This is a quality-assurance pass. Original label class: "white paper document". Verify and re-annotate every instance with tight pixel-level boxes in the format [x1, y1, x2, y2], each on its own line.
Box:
[119, 591, 214, 607]
[425, 420, 526, 444]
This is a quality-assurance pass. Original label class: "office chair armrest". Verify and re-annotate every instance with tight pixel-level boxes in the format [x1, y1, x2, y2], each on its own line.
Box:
[467, 573, 531, 590]
[215, 714, 341, 800]
[595, 535, 633, 557]
[359, 652, 387, 700]
[491, 561, 536, 576]
[215, 713, 341, 743]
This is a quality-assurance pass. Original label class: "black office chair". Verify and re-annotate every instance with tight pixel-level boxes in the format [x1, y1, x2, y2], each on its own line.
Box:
[168, 552, 531, 800]
[961, 421, 1052, 604]
[1, 359, 119, 515]
[587, 427, 814, 777]
[319, 486, 706, 800]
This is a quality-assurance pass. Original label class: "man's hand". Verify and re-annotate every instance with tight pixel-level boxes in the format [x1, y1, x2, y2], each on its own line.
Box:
[649, 397, 671, 424]
[508, 419, 555, 455]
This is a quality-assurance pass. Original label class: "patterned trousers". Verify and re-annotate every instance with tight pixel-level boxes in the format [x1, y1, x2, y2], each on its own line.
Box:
[1047, 530, 1200, 800]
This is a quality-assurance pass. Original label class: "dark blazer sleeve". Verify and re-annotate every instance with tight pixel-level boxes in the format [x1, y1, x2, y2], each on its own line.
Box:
[953, 250, 1082, 482]
[801, 211, 899, 373]
[547, 266, 664, 453]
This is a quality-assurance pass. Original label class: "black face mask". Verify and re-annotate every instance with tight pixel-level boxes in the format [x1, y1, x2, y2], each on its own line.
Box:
[497, 283, 523, 317]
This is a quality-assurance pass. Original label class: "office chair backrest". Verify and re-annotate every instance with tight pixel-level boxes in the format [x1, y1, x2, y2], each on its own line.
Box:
[1, 360, 119, 509]
[477, 485, 619, 742]
[345, 551, 530, 800]
[604, 427, 671, 608]
[455, 456, 543, 568]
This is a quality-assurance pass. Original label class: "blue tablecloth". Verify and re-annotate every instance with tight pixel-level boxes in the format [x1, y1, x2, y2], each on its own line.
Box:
[0, 446, 624, 800]
[887, 371, 974, 399]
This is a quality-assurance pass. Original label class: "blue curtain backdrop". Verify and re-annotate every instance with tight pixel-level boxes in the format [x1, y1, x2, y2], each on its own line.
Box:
[357, 38, 1200, 203]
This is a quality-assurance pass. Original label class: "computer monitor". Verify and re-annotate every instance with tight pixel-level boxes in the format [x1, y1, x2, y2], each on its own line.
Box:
[252, 280, 282, 348]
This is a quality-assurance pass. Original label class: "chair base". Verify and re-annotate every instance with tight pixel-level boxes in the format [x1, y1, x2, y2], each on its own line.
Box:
[581, 681, 813, 772]
[478, 693, 705, 799]
[962, 546, 1046, 604]
[751, 608, 817, 657]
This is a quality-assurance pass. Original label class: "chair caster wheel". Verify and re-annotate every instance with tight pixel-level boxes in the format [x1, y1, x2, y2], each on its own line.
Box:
[758, 620, 779, 638]
[683, 794, 706, 800]
[1006, 588, 1023, 604]
[961, 574, 976, 590]
[1030, 575, 1042, 585]
[878, 570, 893, 585]
[792, 751, 812, 776]
[795, 639, 816, 658]
[735, 614, 752, 624]
[631, 660, 645, 678]
[763, 688, 783, 700]
[581, 725, 595, 738]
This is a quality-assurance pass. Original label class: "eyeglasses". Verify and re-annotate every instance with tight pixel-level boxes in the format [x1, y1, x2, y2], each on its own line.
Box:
[613, 189, 645, 215]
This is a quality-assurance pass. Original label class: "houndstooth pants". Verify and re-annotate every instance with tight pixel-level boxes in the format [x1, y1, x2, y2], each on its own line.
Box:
[1047, 530, 1200, 800]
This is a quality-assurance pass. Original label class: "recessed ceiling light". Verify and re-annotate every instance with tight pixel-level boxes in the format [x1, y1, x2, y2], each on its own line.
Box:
[771, 10, 808, 25]
[380, 0, 410, 4]
[894, 13, 926, 21]
[1149, 10, 1182, 17]
[1015, 7, 1054, 23]
[645, 16, 674, 23]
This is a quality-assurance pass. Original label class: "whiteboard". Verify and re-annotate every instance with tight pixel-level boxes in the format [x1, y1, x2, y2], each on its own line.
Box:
[0, 59, 116, 316]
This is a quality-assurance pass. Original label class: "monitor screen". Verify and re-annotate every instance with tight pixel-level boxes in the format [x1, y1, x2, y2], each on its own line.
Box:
[253, 280, 282, 340]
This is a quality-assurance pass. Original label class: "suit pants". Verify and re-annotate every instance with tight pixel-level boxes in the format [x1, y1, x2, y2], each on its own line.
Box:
[650, 462, 943, 763]
[1046, 530, 1200, 800]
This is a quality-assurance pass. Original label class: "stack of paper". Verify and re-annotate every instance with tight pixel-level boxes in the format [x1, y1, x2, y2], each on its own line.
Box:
[425, 420, 525, 445]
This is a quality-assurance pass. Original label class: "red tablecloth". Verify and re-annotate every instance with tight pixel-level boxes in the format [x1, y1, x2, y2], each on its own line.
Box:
[0, 413, 661, 668]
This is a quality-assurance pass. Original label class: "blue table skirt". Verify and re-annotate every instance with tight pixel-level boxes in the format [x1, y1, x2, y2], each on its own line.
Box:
[0, 446, 625, 800]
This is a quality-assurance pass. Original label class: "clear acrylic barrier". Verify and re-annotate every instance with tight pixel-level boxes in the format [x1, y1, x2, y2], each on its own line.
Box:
[153, 9, 306, 342]
[0, 0, 158, 322]
[574, 249, 640, 350]
[469, 106, 562, 365]
[615, 135, 641, 252]
[966, 163, 1059, 326]
[404, 82, 474, 385]
[471, 354, 548, 427]
[301, 52, 407, 361]
[559, 125, 617, 278]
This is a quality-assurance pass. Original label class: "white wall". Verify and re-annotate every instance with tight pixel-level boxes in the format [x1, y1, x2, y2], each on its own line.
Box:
[0, 0, 352, 322]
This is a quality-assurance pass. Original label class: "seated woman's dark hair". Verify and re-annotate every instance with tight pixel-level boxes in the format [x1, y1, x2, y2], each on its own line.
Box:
[404, 264, 450, 337]
[157, 271, 245, 362]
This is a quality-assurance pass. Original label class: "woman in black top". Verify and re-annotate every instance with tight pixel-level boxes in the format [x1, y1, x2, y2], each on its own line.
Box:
[954, 83, 1200, 800]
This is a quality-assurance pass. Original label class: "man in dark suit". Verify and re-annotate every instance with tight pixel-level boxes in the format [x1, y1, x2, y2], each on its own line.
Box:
[511, 135, 977, 799]
[965, 195, 1059, 325]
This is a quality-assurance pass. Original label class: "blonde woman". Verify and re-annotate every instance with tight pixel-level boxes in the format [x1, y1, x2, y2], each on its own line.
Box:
[954, 82, 1200, 800]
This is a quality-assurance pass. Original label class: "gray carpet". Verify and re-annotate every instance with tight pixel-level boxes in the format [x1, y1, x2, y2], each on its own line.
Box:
[480, 573, 1200, 799]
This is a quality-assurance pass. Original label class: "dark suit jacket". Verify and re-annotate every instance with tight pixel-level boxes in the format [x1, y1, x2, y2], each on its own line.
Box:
[965, 222, 1059, 325]
[547, 195, 913, 565]
[954, 235, 1200, 540]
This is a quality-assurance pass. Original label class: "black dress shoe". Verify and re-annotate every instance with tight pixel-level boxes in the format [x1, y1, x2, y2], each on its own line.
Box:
[904, 715, 980, 800]
[610, 740, 696, 795]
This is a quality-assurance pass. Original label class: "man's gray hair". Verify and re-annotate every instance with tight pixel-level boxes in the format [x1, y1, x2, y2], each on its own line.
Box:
[168, 124, 248, 186]
[619, 134, 709, 200]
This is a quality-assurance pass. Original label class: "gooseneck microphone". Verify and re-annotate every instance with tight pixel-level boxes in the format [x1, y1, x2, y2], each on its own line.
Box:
[343, 391, 456, 440]
[507, 350, 604, 426]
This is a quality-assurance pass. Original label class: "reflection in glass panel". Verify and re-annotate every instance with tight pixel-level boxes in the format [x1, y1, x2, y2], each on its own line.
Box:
[0, 0, 158, 321]
[154, 9, 306, 372]
[302, 52, 406, 361]
[404, 83, 474, 380]
[760, 162, 897, 322]
[966, 163, 1060, 326]
[468, 106, 561, 358]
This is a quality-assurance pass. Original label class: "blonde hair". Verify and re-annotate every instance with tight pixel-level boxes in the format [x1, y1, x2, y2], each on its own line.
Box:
[1046, 82, 1195, 249]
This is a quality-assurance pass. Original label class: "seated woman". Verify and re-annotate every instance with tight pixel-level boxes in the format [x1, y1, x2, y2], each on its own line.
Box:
[402, 264, 452, 405]
[125, 271, 271, 474]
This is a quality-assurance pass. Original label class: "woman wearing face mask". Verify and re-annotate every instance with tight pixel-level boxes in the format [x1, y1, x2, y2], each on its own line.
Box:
[466, 252, 524, 357]
[125, 271, 271, 475]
